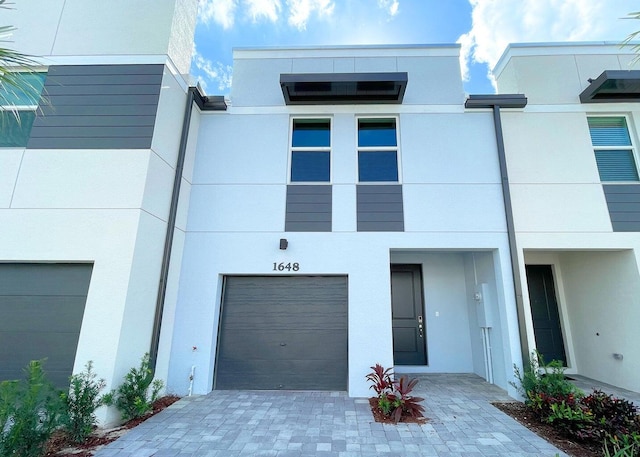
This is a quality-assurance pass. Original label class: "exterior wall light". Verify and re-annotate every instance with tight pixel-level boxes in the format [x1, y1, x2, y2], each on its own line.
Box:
[279, 238, 288, 250]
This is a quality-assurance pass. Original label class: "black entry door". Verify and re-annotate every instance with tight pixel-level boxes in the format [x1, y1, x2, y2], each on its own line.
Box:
[525, 265, 567, 365]
[391, 264, 427, 365]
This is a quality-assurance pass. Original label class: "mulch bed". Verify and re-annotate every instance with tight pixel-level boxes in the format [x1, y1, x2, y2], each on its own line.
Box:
[368, 397, 429, 424]
[492, 401, 602, 457]
[44, 395, 181, 457]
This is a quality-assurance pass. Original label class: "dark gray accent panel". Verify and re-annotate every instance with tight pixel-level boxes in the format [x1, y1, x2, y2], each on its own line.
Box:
[357, 185, 404, 231]
[603, 184, 640, 231]
[27, 64, 164, 149]
[0, 264, 92, 388]
[285, 185, 332, 232]
[215, 276, 348, 390]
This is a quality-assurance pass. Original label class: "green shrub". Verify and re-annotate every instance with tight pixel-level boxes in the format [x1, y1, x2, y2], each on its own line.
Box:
[103, 353, 164, 421]
[60, 361, 106, 443]
[0, 360, 62, 457]
[604, 432, 640, 457]
[546, 400, 594, 437]
[512, 353, 640, 454]
[511, 351, 583, 421]
[512, 351, 583, 400]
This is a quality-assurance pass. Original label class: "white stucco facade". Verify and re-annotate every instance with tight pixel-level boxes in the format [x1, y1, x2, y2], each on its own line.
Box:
[496, 43, 640, 393]
[164, 46, 522, 399]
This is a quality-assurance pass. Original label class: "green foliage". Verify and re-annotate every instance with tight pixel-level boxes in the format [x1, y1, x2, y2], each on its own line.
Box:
[378, 393, 393, 416]
[1, 1, 43, 121]
[604, 432, 640, 457]
[623, 11, 640, 64]
[546, 400, 594, 437]
[103, 354, 164, 421]
[0, 360, 62, 457]
[512, 352, 640, 453]
[511, 351, 583, 419]
[60, 361, 106, 443]
[366, 364, 425, 424]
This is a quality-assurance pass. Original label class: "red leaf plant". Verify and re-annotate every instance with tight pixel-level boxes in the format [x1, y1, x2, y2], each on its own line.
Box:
[366, 364, 425, 424]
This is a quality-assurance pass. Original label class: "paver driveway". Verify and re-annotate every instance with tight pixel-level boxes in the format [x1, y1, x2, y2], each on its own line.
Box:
[95, 374, 567, 457]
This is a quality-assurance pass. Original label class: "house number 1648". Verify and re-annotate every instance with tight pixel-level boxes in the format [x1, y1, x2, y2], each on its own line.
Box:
[273, 262, 300, 272]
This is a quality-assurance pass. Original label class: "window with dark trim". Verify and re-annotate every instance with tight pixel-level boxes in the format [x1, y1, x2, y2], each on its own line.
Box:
[357, 118, 398, 182]
[588, 116, 639, 182]
[290, 118, 331, 182]
[0, 72, 46, 147]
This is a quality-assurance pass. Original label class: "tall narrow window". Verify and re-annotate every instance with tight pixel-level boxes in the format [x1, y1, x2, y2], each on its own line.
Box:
[358, 118, 398, 182]
[290, 118, 330, 182]
[0, 72, 47, 147]
[588, 116, 639, 182]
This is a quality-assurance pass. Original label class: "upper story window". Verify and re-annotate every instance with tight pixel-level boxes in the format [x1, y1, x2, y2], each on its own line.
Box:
[0, 72, 46, 147]
[588, 116, 639, 182]
[357, 118, 399, 182]
[290, 118, 331, 182]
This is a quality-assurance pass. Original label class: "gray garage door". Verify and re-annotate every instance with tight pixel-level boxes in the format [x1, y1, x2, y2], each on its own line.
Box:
[0, 263, 92, 388]
[215, 275, 348, 390]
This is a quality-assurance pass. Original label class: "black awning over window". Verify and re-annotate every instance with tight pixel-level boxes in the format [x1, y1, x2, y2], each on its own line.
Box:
[280, 72, 408, 105]
[580, 70, 640, 103]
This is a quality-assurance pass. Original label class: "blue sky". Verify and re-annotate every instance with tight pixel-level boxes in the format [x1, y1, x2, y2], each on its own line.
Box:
[192, 0, 640, 96]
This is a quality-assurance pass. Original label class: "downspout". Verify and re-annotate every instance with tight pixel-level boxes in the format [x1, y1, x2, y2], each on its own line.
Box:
[149, 87, 197, 371]
[491, 104, 530, 364]
[149, 86, 227, 372]
[465, 94, 530, 366]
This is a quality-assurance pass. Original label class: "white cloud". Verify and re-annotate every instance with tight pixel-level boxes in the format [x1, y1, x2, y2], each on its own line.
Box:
[192, 47, 233, 92]
[198, 0, 237, 29]
[198, 0, 334, 30]
[458, 0, 640, 86]
[286, 0, 335, 30]
[245, 0, 282, 23]
[378, 0, 399, 17]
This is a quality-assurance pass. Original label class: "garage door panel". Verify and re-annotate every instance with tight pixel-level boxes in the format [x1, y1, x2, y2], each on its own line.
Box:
[220, 305, 346, 329]
[0, 296, 86, 332]
[0, 332, 79, 372]
[0, 263, 92, 296]
[216, 276, 348, 391]
[215, 359, 348, 390]
[0, 263, 91, 388]
[219, 328, 347, 360]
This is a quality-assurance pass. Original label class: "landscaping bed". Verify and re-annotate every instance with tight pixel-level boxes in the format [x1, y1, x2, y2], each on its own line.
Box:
[44, 395, 180, 456]
[493, 401, 602, 457]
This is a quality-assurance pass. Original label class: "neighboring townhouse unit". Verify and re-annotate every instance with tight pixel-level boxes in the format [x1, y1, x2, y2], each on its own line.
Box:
[163, 45, 524, 399]
[495, 43, 640, 394]
[0, 0, 198, 424]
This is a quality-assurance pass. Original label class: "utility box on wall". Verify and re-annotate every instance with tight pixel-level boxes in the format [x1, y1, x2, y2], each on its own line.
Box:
[475, 283, 493, 328]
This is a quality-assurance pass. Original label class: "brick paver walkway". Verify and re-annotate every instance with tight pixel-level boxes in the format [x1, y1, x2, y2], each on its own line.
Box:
[95, 374, 567, 457]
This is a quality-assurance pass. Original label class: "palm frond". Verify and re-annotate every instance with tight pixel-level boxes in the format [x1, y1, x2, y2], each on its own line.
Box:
[0, 24, 43, 121]
[622, 11, 640, 64]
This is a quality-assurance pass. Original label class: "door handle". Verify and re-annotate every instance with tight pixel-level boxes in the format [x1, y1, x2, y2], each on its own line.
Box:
[418, 315, 424, 338]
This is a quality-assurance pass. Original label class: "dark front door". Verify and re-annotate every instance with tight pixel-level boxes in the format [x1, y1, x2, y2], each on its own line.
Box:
[391, 264, 427, 365]
[525, 265, 567, 365]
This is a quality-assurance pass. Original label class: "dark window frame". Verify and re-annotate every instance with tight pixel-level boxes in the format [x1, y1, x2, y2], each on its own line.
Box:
[357, 116, 400, 183]
[289, 117, 331, 183]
